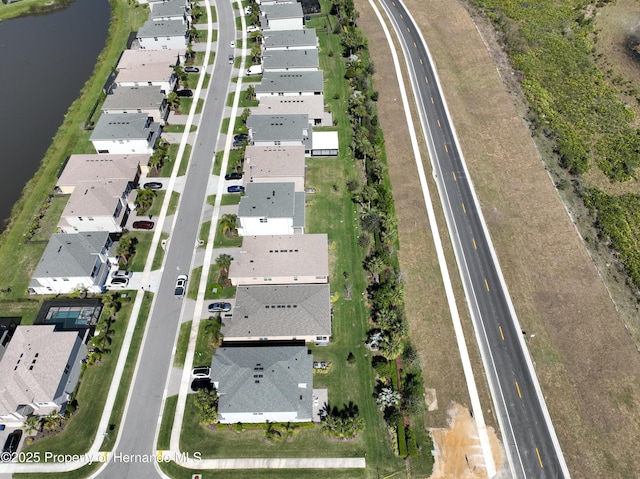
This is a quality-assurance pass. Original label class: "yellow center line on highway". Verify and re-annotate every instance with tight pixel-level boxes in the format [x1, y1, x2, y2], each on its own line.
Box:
[413, 41, 417, 48]
[419, 58, 423, 65]
[515, 381, 522, 398]
[407, 27, 410, 33]
[424, 75, 428, 82]
[484, 278, 490, 291]
[430, 97, 434, 104]
[499, 326, 504, 341]
[392, 1, 396, 5]
[536, 448, 544, 468]
[400, 13, 403, 18]
[437, 119, 441, 127]
[444, 144, 448, 153]
[472, 238, 477, 249]
[461, 203, 466, 213]
[452, 172, 456, 181]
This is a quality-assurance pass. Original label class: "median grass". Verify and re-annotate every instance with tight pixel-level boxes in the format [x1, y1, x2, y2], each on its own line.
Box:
[174, 321, 192, 368]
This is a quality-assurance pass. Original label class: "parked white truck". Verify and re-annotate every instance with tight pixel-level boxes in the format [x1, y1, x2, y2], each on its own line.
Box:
[246, 64, 263, 75]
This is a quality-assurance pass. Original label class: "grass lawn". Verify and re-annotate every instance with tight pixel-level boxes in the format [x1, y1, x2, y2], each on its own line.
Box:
[168, 191, 181, 216]
[193, 317, 218, 369]
[124, 231, 154, 272]
[21, 292, 139, 457]
[163, 124, 198, 133]
[213, 220, 243, 248]
[187, 266, 203, 300]
[174, 321, 192, 368]
[159, 463, 365, 479]
[220, 194, 242, 206]
[226, 148, 244, 174]
[213, 151, 223, 176]
[0, 0, 77, 21]
[199, 221, 211, 248]
[204, 263, 236, 300]
[152, 232, 170, 270]
[157, 395, 179, 451]
[30, 194, 68, 241]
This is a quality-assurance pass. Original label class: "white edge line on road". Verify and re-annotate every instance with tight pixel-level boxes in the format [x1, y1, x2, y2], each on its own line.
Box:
[393, 0, 571, 477]
[368, 0, 498, 476]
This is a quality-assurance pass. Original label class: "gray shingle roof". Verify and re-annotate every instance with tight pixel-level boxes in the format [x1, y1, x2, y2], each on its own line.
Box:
[247, 114, 309, 142]
[262, 29, 318, 49]
[211, 345, 313, 419]
[238, 182, 299, 218]
[90, 113, 160, 141]
[102, 86, 165, 111]
[33, 232, 111, 278]
[262, 49, 319, 70]
[137, 19, 187, 38]
[255, 71, 324, 94]
[260, 3, 303, 20]
[150, 0, 186, 18]
[225, 284, 331, 339]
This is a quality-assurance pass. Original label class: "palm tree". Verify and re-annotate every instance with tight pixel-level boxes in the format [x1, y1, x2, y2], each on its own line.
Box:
[135, 188, 156, 212]
[215, 253, 233, 275]
[23, 415, 41, 435]
[115, 236, 134, 264]
[167, 91, 180, 112]
[219, 214, 238, 238]
[246, 84, 256, 101]
[251, 44, 262, 64]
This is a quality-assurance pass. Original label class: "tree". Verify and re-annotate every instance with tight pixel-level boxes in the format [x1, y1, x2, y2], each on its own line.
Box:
[23, 415, 41, 435]
[194, 388, 218, 425]
[219, 214, 238, 237]
[241, 108, 251, 124]
[215, 253, 233, 275]
[246, 84, 256, 101]
[380, 333, 404, 360]
[166, 91, 180, 112]
[251, 44, 262, 64]
[376, 387, 401, 411]
[321, 402, 365, 439]
[115, 235, 134, 264]
[135, 188, 156, 212]
[42, 412, 64, 432]
[363, 253, 385, 284]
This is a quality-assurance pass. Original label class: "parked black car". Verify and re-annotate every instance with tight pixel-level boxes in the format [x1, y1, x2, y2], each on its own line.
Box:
[184, 66, 200, 73]
[143, 182, 163, 190]
[176, 89, 193, 97]
[225, 172, 243, 180]
[3, 429, 22, 454]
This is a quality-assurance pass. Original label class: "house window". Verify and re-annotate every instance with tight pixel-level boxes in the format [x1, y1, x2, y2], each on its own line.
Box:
[78, 217, 83, 221]
[293, 277, 298, 281]
[259, 218, 268, 223]
[64, 364, 70, 375]
[88, 217, 94, 221]
[154, 37, 159, 41]
[63, 278, 69, 282]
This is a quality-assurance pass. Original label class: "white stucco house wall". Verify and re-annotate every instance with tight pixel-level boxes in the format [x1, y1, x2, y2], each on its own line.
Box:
[211, 345, 313, 424]
[29, 232, 116, 295]
[259, 3, 304, 31]
[0, 325, 87, 427]
[90, 113, 161, 155]
[237, 182, 304, 236]
[136, 19, 188, 51]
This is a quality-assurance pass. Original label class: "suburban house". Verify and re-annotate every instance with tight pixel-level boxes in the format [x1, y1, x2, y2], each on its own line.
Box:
[145, 0, 189, 9]
[223, 284, 331, 343]
[136, 19, 188, 51]
[311, 130, 339, 157]
[29, 231, 116, 295]
[148, 0, 191, 25]
[261, 28, 318, 51]
[254, 71, 324, 99]
[259, 3, 304, 31]
[247, 114, 310, 153]
[237, 182, 305, 236]
[243, 145, 306, 191]
[228, 234, 329, 286]
[58, 177, 134, 234]
[210, 345, 314, 423]
[102, 86, 169, 124]
[252, 95, 331, 126]
[262, 48, 319, 72]
[90, 113, 161, 155]
[115, 49, 182, 94]
[0, 325, 87, 427]
[55, 154, 146, 195]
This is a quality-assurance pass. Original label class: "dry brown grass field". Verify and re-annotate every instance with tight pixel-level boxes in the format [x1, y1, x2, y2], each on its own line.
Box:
[354, 0, 640, 477]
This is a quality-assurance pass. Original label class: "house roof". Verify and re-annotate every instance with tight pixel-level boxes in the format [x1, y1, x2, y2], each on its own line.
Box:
[90, 113, 160, 141]
[255, 71, 324, 94]
[211, 345, 313, 418]
[243, 145, 306, 183]
[32, 232, 111, 279]
[262, 29, 318, 49]
[102, 86, 165, 111]
[62, 178, 129, 217]
[57, 154, 145, 189]
[260, 3, 303, 20]
[117, 49, 182, 70]
[252, 95, 326, 120]
[149, 0, 186, 18]
[247, 114, 309, 142]
[137, 19, 187, 38]
[238, 182, 299, 218]
[229, 234, 329, 280]
[0, 325, 83, 417]
[312, 131, 339, 150]
[225, 284, 331, 339]
[262, 49, 319, 70]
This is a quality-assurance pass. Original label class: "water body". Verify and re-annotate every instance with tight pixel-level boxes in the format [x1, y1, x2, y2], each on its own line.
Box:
[0, 0, 111, 229]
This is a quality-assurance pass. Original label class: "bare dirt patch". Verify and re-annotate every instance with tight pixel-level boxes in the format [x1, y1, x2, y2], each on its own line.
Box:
[354, 0, 640, 477]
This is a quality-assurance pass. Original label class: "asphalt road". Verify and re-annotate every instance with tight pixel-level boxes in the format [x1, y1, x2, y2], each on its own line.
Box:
[95, 1, 236, 477]
[377, 1, 569, 478]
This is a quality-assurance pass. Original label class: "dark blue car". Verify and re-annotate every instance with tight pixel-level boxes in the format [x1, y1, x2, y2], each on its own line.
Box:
[227, 185, 245, 193]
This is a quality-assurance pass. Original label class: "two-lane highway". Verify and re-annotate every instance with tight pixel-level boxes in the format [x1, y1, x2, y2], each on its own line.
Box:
[376, 0, 570, 477]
